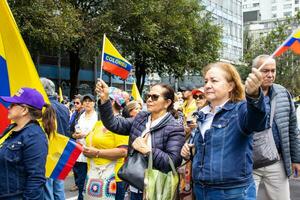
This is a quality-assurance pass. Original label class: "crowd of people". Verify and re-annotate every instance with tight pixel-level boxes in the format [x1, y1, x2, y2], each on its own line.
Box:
[0, 55, 299, 200]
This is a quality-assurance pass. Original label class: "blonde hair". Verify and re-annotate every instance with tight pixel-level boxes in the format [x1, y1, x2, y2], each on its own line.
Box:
[202, 62, 245, 102]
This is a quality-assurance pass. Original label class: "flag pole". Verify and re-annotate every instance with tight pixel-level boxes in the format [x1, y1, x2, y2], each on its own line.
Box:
[99, 34, 106, 80]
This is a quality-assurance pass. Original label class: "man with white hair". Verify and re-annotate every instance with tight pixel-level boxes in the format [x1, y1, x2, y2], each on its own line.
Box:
[251, 55, 300, 200]
[40, 77, 69, 200]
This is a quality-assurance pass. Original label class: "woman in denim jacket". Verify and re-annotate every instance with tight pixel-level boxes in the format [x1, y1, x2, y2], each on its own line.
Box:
[181, 62, 268, 200]
[0, 88, 56, 199]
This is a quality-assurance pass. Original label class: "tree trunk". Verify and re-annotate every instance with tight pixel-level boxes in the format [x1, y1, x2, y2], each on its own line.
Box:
[69, 48, 80, 98]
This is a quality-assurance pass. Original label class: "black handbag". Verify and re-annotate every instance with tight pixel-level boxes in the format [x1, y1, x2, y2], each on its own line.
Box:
[118, 149, 148, 190]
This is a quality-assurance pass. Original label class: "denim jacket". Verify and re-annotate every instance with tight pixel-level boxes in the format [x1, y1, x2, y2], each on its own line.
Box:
[0, 121, 48, 199]
[192, 92, 267, 188]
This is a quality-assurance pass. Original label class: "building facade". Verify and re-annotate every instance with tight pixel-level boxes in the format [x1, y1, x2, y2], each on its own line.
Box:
[243, 0, 300, 22]
[201, 0, 243, 62]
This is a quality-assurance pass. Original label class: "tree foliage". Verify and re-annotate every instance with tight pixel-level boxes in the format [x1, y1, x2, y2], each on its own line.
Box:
[9, 0, 222, 95]
[243, 14, 300, 95]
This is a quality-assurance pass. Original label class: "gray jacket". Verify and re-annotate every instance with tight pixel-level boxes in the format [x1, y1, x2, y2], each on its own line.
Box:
[271, 84, 300, 176]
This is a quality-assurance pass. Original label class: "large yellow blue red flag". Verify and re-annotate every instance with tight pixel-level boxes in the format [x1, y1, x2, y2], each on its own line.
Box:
[0, 0, 82, 180]
[0, 0, 48, 133]
[273, 28, 300, 57]
[102, 35, 132, 79]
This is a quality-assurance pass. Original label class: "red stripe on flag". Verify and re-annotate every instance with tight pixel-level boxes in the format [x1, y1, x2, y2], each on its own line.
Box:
[57, 143, 83, 180]
[274, 46, 289, 57]
[103, 61, 130, 79]
[290, 40, 300, 54]
[0, 104, 10, 135]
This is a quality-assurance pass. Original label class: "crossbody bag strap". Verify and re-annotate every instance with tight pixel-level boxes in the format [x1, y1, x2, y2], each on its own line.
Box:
[270, 96, 277, 127]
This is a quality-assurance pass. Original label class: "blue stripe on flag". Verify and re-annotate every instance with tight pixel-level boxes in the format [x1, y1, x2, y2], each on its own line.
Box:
[0, 56, 10, 107]
[285, 37, 300, 47]
[103, 53, 132, 71]
[50, 140, 76, 179]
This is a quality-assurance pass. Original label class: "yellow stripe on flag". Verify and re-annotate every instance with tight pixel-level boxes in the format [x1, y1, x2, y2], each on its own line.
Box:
[104, 36, 130, 63]
[131, 82, 143, 102]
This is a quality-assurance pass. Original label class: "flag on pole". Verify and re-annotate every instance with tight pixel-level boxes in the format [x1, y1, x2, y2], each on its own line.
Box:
[273, 28, 300, 57]
[131, 82, 143, 102]
[58, 87, 63, 103]
[102, 35, 132, 79]
[0, 0, 48, 133]
[0, 0, 82, 180]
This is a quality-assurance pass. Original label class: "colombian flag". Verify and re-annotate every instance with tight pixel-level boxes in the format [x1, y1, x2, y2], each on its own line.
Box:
[0, 0, 82, 180]
[274, 28, 300, 57]
[46, 134, 82, 180]
[0, 0, 48, 133]
[102, 35, 132, 79]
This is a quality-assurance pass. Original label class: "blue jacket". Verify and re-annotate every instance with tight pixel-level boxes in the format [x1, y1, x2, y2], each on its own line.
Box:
[99, 100, 185, 172]
[0, 121, 48, 199]
[49, 96, 70, 137]
[192, 93, 267, 188]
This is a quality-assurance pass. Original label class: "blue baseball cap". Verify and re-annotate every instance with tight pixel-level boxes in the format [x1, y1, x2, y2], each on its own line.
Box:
[0, 87, 46, 110]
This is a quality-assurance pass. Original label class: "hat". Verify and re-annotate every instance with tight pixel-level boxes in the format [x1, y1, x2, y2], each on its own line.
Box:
[82, 94, 95, 102]
[179, 83, 194, 91]
[192, 87, 204, 95]
[109, 87, 125, 107]
[0, 87, 45, 110]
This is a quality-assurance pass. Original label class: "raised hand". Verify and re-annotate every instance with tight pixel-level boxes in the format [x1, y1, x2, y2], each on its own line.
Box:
[95, 79, 109, 103]
[245, 68, 263, 97]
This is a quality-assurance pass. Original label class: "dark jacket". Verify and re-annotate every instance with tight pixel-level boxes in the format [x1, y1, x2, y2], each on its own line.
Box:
[99, 100, 185, 172]
[0, 121, 48, 199]
[192, 93, 268, 188]
[49, 96, 70, 137]
[269, 84, 300, 176]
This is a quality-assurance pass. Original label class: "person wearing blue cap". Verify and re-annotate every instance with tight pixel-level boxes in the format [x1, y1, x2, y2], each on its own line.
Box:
[0, 87, 56, 199]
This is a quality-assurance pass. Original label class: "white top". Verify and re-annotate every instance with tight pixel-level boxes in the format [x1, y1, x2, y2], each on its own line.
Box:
[76, 111, 98, 163]
[130, 112, 169, 193]
[199, 101, 228, 139]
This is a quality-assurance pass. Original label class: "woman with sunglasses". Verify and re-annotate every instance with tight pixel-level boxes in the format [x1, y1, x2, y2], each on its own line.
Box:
[95, 80, 185, 200]
[0, 87, 56, 199]
[181, 62, 268, 200]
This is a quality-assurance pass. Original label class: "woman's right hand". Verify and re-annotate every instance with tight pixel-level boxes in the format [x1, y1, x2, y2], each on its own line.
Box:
[181, 143, 194, 160]
[95, 79, 109, 103]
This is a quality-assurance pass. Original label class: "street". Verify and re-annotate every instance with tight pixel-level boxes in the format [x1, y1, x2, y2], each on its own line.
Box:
[64, 174, 300, 200]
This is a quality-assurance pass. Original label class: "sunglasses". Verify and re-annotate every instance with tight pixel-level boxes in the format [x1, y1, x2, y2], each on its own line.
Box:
[193, 94, 205, 100]
[74, 101, 81, 105]
[146, 94, 160, 101]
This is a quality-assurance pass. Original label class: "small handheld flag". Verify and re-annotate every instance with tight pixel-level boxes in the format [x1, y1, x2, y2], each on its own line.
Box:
[100, 35, 132, 80]
[273, 28, 300, 57]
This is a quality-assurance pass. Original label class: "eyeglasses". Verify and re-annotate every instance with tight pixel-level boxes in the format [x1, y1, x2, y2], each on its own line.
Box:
[8, 103, 25, 109]
[193, 94, 205, 100]
[146, 94, 160, 101]
[74, 101, 81, 105]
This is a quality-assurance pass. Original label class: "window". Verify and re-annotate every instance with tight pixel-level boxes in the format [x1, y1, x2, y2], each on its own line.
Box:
[296, 0, 299, 4]
[253, 3, 259, 7]
[283, 4, 292, 9]
[272, 6, 277, 11]
[284, 11, 292, 16]
[296, 7, 299, 11]
[272, 0, 276, 2]
[272, 13, 277, 18]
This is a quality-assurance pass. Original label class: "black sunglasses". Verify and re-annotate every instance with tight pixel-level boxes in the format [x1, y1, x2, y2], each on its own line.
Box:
[146, 94, 160, 101]
[193, 94, 205, 100]
[74, 101, 81, 105]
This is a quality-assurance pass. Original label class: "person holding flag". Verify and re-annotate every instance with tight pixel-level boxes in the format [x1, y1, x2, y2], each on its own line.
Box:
[251, 55, 300, 200]
[0, 88, 56, 199]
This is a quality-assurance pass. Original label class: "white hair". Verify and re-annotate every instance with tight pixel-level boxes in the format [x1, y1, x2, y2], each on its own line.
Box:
[40, 77, 56, 96]
[252, 54, 276, 69]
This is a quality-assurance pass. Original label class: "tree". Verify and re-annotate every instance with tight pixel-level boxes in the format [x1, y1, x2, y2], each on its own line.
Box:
[242, 14, 300, 95]
[98, 0, 222, 91]
[9, 0, 222, 96]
